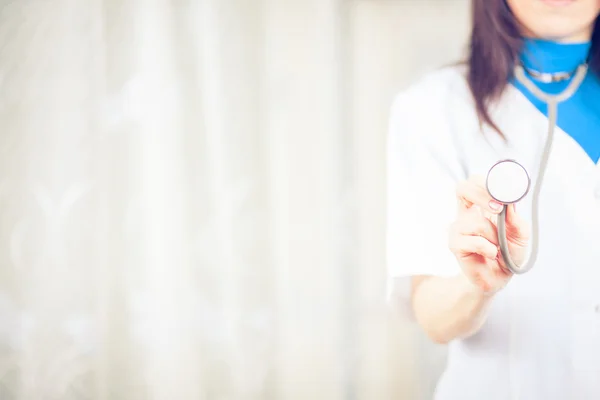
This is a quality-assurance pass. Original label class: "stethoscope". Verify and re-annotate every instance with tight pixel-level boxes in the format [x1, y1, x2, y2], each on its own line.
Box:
[485, 62, 589, 274]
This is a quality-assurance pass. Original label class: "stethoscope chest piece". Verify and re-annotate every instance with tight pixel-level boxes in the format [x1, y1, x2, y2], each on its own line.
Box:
[486, 159, 531, 204]
[486, 159, 534, 275]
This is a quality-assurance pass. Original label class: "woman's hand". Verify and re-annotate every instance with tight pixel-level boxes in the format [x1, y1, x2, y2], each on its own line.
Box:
[449, 175, 531, 294]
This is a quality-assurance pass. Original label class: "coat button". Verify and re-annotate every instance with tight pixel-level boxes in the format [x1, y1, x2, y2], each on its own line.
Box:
[595, 305, 600, 313]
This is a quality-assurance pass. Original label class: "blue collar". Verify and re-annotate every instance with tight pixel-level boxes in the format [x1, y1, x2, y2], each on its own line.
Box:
[520, 38, 591, 74]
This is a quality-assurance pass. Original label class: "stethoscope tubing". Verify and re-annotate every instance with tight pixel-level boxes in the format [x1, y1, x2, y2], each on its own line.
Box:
[496, 64, 589, 274]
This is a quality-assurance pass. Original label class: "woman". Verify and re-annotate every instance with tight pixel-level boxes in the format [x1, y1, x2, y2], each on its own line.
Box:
[387, 1, 600, 399]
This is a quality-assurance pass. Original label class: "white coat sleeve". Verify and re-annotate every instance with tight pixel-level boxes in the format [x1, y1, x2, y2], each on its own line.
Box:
[386, 80, 470, 317]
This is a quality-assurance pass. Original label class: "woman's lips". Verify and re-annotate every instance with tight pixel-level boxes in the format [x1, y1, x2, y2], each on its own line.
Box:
[540, 0, 576, 6]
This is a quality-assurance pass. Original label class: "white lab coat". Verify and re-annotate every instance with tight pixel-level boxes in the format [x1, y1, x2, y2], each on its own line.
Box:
[387, 65, 600, 400]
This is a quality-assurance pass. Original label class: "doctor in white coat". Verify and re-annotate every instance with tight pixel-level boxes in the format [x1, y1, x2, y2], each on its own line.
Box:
[387, 0, 600, 399]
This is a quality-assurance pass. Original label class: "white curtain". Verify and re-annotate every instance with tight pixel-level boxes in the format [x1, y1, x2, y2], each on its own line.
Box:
[0, 1, 469, 399]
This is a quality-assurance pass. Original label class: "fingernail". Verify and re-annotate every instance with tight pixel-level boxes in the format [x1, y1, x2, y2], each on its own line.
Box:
[489, 200, 503, 212]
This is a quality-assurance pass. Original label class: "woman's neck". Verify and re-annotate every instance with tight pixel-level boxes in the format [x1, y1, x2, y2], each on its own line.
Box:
[519, 21, 594, 44]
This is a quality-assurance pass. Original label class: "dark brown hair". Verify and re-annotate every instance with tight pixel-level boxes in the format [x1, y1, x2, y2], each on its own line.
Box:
[467, 0, 600, 135]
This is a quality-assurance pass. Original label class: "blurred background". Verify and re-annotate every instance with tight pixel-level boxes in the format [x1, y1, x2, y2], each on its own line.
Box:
[0, 0, 471, 399]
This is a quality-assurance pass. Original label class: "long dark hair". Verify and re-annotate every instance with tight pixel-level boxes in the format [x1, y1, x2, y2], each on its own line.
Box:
[467, 0, 600, 136]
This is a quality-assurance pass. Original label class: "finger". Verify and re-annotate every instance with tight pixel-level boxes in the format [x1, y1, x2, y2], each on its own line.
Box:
[456, 213, 499, 245]
[449, 234, 499, 260]
[461, 261, 497, 289]
[462, 260, 511, 293]
[456, 176, 504, 215]
[504, 203, 530, 244]
[496, 251, 513, 276]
